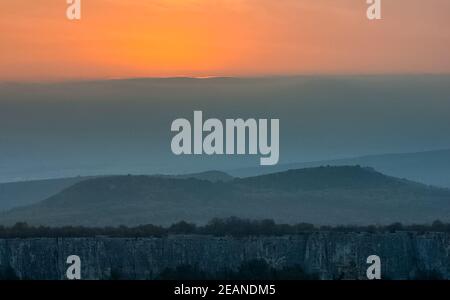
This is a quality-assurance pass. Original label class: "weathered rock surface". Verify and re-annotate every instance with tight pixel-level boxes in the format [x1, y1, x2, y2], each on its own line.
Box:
[0, 232, 448, 280]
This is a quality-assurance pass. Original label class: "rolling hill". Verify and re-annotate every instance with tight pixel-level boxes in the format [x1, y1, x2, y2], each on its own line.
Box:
[0, 166, 449, 227]
[229, 149, 450, 188]
[0, 171, 232, 212]
[0, 177, 91, 212]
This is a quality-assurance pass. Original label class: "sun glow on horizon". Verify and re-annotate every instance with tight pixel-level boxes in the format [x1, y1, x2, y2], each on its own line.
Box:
[1, 0, 450, 81]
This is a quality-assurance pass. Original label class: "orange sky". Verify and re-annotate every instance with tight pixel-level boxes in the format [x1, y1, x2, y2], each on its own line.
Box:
[1, 0, 449, 81]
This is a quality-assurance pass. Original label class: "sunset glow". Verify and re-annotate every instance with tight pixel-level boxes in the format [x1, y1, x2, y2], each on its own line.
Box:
[1, 0, 450, 81]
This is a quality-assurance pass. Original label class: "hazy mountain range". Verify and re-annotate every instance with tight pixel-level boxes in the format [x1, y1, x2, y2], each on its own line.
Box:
[1, 76, 449, 227]
[0, 166, 448, 227]
[1, 146, 449, 212]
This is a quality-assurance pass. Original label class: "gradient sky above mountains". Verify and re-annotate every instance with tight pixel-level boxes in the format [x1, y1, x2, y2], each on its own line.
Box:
[1, 0, 450, 81]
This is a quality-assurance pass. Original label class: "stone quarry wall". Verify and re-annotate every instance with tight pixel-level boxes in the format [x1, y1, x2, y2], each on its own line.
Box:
[0, 232, 448, 280]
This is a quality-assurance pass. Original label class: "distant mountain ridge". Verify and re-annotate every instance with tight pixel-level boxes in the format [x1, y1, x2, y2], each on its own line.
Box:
[159, 170, 233, 182]
[1, 166, 449, 227]
[234, 166, 410, 191]
[229, 149, 450, 188]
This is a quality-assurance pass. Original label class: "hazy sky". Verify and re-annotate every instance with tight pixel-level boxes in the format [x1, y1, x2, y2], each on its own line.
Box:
[1, 0, 450, 81]
[1, 75, 449, 181]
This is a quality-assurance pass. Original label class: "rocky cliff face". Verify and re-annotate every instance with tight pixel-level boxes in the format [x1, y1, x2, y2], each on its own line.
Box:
[0, 232, 448, 280]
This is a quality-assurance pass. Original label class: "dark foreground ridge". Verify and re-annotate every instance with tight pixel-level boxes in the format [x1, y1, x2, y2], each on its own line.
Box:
[0, 218, 449, 280]
[0, 231, 448, 280]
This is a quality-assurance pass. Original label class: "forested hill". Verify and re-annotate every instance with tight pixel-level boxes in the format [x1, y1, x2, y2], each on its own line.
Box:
[0, 166, 449, 227]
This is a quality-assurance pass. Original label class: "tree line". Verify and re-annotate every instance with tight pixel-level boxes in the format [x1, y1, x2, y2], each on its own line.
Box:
[0, 217, 449, 238]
